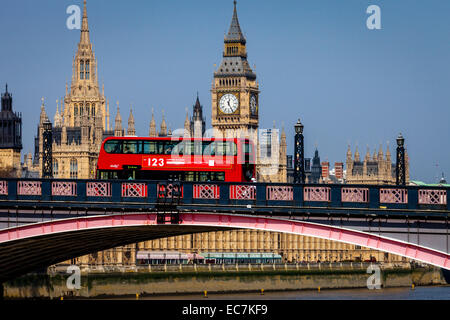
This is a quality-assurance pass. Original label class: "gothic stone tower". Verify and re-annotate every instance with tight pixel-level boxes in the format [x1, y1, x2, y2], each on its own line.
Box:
[0, 85, 22, 177]
[35, 0, 111, 179]
[191, 94, 206, 139]
[65, 0, 106, 130]
[211, 1, 259, 143]
[211, 1, 287, 183]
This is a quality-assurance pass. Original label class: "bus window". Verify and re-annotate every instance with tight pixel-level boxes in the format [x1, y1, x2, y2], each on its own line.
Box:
[243, 142, 252, 154]
[143, 141, 157, 154]
[172, 141, 191, 156]
[164, 142, 175, 155]
[203, 142, 215, 156]
[224, 142, 237, 156]
[172, 142, 182, 156]
[123, 140, 140, 154]
[185, 172, 194, 181]
[99, 171, 119, 180]
[223, 141, 237, 156]
[104, 140, 122, 154]
[157, 141, 165, 154]
[213, 172, 225, 181]
[214, 142, 224, 156]
[199, 172, 209, 182]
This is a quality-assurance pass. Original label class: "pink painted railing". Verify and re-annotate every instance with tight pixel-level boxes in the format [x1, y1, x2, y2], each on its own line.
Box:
[0, 181, 7, 195]
[52, 181, 77, 196]
[122, 183, 148, 198]
[230, 185, 256, 200]
[380, 188, 408, 204]
[193, 184, 220, 199]
[267, 186, 293, 201]
[17, 181, 42, 196]
[418, 189, 447, 205]
[86, 182, 111, 197]
[304, 187, 331, 202]
[158, 183, 183, 198]
[341, 187, 369, 203]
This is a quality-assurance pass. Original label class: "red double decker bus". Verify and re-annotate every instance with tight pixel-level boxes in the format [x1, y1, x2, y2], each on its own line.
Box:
[96, 137, 255, 182]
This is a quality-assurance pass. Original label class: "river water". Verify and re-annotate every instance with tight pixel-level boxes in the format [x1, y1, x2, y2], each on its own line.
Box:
[138, 285, 450, 300]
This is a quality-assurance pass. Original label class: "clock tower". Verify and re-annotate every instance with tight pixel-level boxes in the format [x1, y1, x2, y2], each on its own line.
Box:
[211, 1, 259, 142]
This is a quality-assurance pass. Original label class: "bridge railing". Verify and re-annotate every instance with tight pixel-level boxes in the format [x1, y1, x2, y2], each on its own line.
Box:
[0, 178, 448, 212]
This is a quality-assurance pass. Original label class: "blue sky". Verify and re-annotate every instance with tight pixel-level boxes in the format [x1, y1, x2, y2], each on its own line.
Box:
[0, 0, 449, 182]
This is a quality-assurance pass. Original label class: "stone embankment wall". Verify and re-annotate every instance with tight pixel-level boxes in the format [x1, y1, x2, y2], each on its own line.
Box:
[4, 263, 447, 299]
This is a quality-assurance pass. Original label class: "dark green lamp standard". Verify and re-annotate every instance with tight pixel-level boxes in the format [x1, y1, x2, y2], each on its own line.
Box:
[294, 119, 305, 184]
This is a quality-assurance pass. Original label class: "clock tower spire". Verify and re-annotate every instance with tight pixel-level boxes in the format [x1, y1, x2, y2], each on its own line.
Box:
[211, 1, 259, 141]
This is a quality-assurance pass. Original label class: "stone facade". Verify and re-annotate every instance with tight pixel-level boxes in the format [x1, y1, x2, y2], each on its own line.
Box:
[0, 149, 21, 177]
[346, 144, 409, 185]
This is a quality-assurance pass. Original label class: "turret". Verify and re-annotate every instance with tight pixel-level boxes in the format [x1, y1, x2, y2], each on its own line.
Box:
[184, 108, 191, 138]
[149, 108, 157, 137]
[127, 104, 136, 136]
[114, 101, 123, 137]
[159, 110, 167, 137]
[1, 84, 12, 112]
[54, 100, 62, 128]
[191, 93, 206, 138]
[354, 146, 360, 162]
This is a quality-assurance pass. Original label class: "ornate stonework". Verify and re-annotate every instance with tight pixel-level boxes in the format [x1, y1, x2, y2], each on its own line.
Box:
[345, 144, 410, 185]
[34, 0, 113, 179]
[210, 1, 286, 183]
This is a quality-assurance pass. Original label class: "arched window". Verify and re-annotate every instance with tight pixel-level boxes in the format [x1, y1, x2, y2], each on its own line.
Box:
[70, 159, 78, 179]
[92, 104, 95, 116]
[80, 61, 84, 80]
[52, 159, 58, 178]
[86, 103, 90, 116]
[74, 104, 78, 116]
[85, 60, 90, 80]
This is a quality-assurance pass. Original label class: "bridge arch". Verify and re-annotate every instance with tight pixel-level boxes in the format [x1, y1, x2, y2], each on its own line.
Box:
[0, 212, 449, 281]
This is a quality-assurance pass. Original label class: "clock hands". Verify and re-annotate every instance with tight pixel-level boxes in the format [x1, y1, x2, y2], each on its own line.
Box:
[220, 94, 238, 114]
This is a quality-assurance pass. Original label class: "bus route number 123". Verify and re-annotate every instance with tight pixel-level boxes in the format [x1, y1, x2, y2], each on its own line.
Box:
[146, 157, 165, 167]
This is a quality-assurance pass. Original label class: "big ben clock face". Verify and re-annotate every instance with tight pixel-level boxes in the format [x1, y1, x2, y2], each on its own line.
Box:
[219, 93, 239, 114]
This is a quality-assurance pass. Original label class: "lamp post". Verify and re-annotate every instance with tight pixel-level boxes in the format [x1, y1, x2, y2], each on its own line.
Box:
[294, 119, 305, 184]
[42, 120, 53, 179]
[396, 133, 405, 186]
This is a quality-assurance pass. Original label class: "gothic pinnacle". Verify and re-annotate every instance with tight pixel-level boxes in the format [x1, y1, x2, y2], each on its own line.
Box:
[80, 0, 90, 44]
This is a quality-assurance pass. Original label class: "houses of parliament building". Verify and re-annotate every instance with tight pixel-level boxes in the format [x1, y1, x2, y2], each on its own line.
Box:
[22, 1, 405, 265]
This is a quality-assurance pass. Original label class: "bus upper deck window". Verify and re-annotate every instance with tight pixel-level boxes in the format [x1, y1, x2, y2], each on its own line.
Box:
[228, 142, 237, 156]
[104, 140, 122, 154]
[164, 143, 175, 155]
[123, 141, 140, 154]
[143, 141, 157, 154]
[243, 142, 252, 154]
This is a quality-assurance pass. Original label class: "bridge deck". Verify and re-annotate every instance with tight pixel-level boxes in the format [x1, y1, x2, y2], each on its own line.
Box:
[0, 179, 448, 220]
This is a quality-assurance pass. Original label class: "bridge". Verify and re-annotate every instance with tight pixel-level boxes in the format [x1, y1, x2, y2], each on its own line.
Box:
[0, 178, 449, 282]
